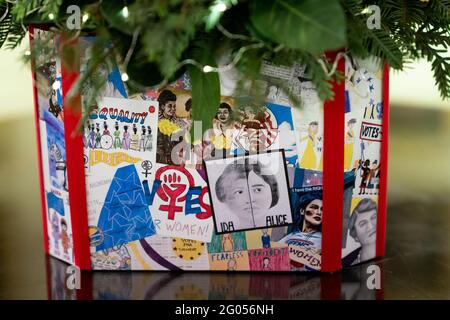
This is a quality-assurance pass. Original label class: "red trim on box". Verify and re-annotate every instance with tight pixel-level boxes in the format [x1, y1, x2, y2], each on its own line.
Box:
[321, 53, 346, 273]
[320, 273, 342, 299]
[77, 272, 93, 300]
[376, 65, 390, 258]
[60, 36, 91, 270]
[29, 27, 49, 254]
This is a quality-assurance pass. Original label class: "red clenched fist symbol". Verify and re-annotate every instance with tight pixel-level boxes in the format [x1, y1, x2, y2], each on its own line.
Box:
[158, 171, 187, 220]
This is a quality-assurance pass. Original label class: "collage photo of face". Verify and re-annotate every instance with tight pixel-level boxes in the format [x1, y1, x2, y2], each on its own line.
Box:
[204, 151, 293, 234]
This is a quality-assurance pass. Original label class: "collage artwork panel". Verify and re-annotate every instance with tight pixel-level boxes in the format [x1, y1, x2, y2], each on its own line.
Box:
[341, 56, 383, 267]
[36, 31, 384, 271]
[34, 30, 74, 264]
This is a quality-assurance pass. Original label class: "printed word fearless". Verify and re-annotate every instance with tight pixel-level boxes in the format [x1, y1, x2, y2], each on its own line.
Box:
[210, 251, 245, 261]
[90, 107, 148, 124]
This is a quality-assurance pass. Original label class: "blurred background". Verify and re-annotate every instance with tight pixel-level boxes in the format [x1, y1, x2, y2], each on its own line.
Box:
[0, 38, 449, 299]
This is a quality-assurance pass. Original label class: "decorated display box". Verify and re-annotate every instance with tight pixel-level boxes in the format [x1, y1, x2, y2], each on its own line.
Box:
[30, 27, 389, 272]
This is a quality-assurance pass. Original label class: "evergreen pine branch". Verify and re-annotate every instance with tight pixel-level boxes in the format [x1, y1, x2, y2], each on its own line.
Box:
[0, 1, 12, 48]
[4, 21, 26, 50]
[342, 0, 404, 69]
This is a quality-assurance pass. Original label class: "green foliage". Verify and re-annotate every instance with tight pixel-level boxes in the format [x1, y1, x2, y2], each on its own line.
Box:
[0, 1, 12, 48]
[1, 0, 449, 127]
[250, 0, 346, 53]
[187, 39, 221, 138]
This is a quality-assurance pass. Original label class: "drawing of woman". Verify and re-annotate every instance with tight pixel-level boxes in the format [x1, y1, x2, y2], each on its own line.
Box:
[344, 119, 357, 170]
[60, 219, 70, 255]
[156, 90, 182, 164]
[300, 121, 318, 169]
[83, 121, 89, 148]
[122, 125, 130, 150]
[241, 106, 264, 153]
[358, 159, 371, 195]
[367, 160, 380, 195]
[139, 126, 146, 151]
[221, 234, 234, 252]
[50, 211, 60, 255]
[94, 123, 102, 149]
[113, 122, 121, 149]
[130, 124, 140, 151]
[102, 121, 110, 135]
[145, 126, 153, 151]
[89, 124, 96, 149]
[227, 259, 237, 271]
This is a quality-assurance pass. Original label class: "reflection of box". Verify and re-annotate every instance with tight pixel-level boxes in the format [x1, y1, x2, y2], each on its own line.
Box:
[31, 27, 389, 273]
[45, 255, 385, 299]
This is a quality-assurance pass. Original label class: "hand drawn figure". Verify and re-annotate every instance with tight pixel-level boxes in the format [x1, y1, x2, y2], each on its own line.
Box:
[261, 229, 271, 248]
[359, 159, 371, 195]
[367, 160, 380, 195]
[122, 125, 130, 150]
[139, 126, 146, 151]
[60, 218, 70, 255]
[94, 123, 102, 149]
[144, 126, 153, 151]
[113, 122, 122, 149]
[203, 102, 236, 160]
[83, 121, 90, 148]
[48, 88, 62, 119]
[130, 124, 140, 151]
[88, 123, 96, 149]
[221, 234, 234, 252]
[102, 121, 110, 135]
[300, 121, 318, 169]
[100, 121, 113, 149]
[227, 258, 237, 271]
[156, 90, 184, 164]
[50, 210, 60, 255]
[262, 257, 272, 271]
[240, 106, 265, 153]
[49, 141, 67, 190]
[344, 119, 357, 170]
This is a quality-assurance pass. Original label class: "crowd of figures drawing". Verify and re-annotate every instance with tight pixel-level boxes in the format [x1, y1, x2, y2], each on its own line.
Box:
[36, 31, 384, 272]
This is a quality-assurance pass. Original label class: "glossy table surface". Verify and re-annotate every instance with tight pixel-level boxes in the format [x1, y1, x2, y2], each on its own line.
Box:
[0, 107, 449, 299]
